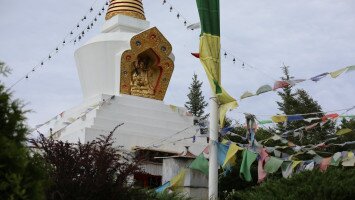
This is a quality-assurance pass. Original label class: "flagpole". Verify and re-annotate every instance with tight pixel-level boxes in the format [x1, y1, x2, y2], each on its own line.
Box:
[209, 93, 219, 199]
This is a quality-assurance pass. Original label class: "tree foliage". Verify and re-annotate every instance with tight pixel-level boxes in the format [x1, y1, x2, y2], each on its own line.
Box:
[276, 66, 335, 145]
[0, 61, 47, 200]
[29, 132, 144, 200]
[226, 167, 355, 200]
[185, 73, 208, 117]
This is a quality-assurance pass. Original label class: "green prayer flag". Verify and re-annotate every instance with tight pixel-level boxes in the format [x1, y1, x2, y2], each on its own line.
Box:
[189, 154, 209, 175]
[256, 84, 273, 95]
[259, 120, 273, 125]
[264, 156, 284, 174]
[240, 150, 257, 182]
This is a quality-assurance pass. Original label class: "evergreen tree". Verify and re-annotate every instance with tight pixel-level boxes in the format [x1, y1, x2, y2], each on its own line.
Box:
[0, 61, 47, 200]
[185, 73, 208, 118]
[276, 65, 335, 145]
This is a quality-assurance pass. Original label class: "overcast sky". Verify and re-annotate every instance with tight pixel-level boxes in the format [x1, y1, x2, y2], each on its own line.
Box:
[0, 0, 354, 128]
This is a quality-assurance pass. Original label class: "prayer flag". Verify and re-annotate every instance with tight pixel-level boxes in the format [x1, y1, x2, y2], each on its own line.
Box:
[264, 156, 283, 174]
[258, 148, 269, 182]
[217, 142, 229, 167]
[156, 181, 170, 193]
[271, 115, 287, 123]
[170, 169, 187, 189]
[191, 53, 200, 58]
[330, 67, 349, 78]
[240, 91, 254, 99]
[310, 72, 329, 82]
[322, 113, 339, 122]
[336, 128, 352, 135]
[291, 160, 302, 170]
[240, 150, 257, 182]
[273, 81, 290, 90]
[223, 143, 241, 168]
[281, 161, 293, 178]
[187, 22, 201, 30]
[196, 0, 237, 127]
[319, 157, 331, 172]
[287, 115, 304, 122]
[305, 162, 315, 171]
[189, 154, 209, 175]
[330, 152, 342, 166]
[287, 79, 306, 86]
[346, 65, 355, 73]
[256, 85, 272, 95]
[259, 120, 273, 124]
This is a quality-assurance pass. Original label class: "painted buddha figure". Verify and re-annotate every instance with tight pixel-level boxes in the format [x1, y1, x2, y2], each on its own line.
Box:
[130, 57, 155, 98]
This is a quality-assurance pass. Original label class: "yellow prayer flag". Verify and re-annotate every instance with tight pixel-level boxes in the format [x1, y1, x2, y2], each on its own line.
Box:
[336, 128, 352, 135]
[271, 115, 287, 123]
[169, 169, 187, 190]
[291, 161, 301, 169]
[223, 143, 241, 168]
[330, 67, 349, 78]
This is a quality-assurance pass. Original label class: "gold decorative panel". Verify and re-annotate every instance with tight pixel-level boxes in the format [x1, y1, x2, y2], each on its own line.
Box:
[120, 27, 174, 101]
[106, 0, 146, 20]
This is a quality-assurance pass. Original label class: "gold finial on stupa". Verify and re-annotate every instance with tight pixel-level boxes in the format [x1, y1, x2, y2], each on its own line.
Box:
[105, 0, 146, 21]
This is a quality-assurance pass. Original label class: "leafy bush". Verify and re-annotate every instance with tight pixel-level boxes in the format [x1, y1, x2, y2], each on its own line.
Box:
[226, 167, 355, 200]
[30, 132, 143, 200]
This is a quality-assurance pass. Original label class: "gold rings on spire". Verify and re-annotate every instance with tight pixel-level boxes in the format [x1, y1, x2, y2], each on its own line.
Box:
[105, 0, 146, 20]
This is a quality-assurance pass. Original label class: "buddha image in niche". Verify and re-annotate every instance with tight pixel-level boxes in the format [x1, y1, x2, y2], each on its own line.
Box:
[130, 56, 155, 98]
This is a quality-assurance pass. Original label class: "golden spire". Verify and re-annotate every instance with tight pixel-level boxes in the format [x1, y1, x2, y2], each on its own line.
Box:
[105, 0, 146, 21]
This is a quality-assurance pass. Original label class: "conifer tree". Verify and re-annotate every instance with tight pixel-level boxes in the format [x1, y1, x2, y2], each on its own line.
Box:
[185, 73, 208, 118]
[276, 65, 335, 145]
[0, 61, 47, 200]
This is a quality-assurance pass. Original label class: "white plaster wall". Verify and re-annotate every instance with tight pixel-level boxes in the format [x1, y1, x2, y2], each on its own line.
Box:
[52, 94, 206, 156]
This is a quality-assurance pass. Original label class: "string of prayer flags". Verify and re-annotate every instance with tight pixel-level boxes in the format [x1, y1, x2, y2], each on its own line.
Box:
[240, 149, 258, 182]
[156, 181, 170, 193]
[271, 115, 287, 123]
[239, 64, 354, 101]
[336, 128, 352, 135]
[240, 91, 254, 99]
[256, 85, 273, 95]
[196, 0, 238, 127]
[189, 154, 209, 175]
[169, 168, 187, 190]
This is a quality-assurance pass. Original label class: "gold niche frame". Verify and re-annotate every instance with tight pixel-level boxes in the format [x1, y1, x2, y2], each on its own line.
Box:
[120, 27, 174, 101]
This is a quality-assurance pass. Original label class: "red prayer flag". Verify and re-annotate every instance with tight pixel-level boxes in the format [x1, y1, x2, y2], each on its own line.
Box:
[322, 113, 339, 122]
[191, 53, 200, 58]
[273, 81, 290, 90]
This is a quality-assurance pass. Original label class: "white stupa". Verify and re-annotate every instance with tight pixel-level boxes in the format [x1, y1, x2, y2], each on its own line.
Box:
[50, 0, 206, 160]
